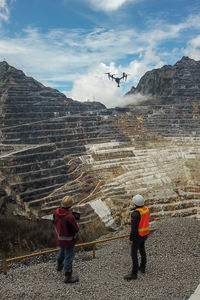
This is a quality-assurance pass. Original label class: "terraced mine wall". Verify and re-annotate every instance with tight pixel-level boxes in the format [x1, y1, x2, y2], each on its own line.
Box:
[0, 60, 199, 232]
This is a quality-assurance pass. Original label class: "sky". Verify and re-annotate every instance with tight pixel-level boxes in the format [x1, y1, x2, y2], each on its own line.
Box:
[0, 0, 200, 108]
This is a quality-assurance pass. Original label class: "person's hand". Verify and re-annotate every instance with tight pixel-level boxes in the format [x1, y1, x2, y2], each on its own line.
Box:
[129, 240, 133, 245]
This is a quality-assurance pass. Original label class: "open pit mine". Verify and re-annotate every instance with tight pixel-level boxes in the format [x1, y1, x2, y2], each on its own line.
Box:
[0, 57, 199, 234]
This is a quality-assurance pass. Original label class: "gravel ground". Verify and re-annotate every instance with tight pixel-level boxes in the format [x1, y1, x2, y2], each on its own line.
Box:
[0, 217, 199, 300]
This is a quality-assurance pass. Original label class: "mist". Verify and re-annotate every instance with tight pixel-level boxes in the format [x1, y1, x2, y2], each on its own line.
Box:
[117, 93, 151, 107]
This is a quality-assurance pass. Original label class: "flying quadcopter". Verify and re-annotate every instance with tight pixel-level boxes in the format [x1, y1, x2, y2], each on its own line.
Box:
[105, 72, 129, 87]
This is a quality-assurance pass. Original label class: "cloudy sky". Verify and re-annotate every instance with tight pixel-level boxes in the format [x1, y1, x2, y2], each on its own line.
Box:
[0, 0, 200, 107]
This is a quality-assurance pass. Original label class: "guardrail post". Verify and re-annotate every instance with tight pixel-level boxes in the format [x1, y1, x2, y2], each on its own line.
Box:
[92, 244, 96, 259]
[3, 260, 7, 275]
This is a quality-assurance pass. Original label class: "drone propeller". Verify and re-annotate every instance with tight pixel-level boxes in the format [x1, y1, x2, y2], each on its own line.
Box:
[104, 72, 116, 75]
[105, 73, 117, 80]
[122, 73, 131, 81]
[110, 74, 117, 81]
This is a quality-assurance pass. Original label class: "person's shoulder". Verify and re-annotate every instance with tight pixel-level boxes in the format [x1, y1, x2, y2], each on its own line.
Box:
[66, 211, 75, 220]
[54, 207, 60, 214]
[131, 210, 140, 217]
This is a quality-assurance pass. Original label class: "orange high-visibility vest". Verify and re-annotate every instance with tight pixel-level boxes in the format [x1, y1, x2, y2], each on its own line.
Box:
[135, 206, 150, 236]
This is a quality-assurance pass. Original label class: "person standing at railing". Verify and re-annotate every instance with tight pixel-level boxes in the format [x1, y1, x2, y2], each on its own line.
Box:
[53, 195, 79, 283]
[124, 194, 150, 280]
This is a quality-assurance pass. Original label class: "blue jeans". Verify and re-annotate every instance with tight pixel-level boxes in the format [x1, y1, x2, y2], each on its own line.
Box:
[58, 246, 75, 273]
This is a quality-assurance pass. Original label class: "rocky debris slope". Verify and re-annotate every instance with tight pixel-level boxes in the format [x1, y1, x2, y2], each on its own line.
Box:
[0, 58, 199, 230]
[125, 57, 200, 136]
[74, 138, 200, 226]
[0, 61, 128, 221]
[0, 217, 199, 300]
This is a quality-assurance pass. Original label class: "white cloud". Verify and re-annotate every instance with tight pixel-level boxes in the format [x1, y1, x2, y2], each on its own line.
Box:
[66, 48, 164, 108]
[184, 35, 200, 60]
[86, 0, 135, 12]
[0, 0, 14, 23]
[67, 63, 122, 108]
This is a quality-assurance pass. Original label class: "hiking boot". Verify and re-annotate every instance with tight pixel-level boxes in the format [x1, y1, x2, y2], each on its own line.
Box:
[56, 260, 64, 271]
[64, 272, 79, 283]
[124, 273, 137, 280]
[138, 266, 145, 273]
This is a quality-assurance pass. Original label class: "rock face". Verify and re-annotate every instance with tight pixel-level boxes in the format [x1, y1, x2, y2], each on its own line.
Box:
[125, 56, 200, 137]
[0, 58, 199, 231]
[127, 56, 200, 101]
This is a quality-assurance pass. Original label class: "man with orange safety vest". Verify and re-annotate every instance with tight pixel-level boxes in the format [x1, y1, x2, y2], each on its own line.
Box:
[124, 194, 150, 280]
[53, 195, 79, 283]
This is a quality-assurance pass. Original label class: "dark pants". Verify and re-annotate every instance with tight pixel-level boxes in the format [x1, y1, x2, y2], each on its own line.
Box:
[131, 235, 147, 275]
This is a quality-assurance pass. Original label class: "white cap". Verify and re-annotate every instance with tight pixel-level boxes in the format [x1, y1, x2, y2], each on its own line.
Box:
[132, 194, 145, 206]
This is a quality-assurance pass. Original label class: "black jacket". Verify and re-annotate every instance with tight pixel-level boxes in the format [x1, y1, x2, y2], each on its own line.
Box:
[129, 209, 141, 242]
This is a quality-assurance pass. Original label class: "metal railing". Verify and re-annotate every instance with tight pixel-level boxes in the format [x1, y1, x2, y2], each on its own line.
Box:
[2, 229, 156, 275]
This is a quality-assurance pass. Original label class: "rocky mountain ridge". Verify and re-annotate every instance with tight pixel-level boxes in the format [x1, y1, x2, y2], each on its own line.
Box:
[126, 56, 200, 104]
[0, 58, 199, 235]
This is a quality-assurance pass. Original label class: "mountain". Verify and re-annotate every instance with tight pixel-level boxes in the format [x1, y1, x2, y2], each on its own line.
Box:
[0, 58, 199, 239]
[126, 56, 200, 104]
[0, 61, 106, 124]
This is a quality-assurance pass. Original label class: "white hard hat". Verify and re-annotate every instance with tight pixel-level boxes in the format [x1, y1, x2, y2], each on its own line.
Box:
[132, 194, 145, 206]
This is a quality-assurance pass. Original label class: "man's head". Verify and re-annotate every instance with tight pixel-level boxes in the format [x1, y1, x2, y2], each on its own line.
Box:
[132, 194, 145, 207]
[61, 195, 73, 208]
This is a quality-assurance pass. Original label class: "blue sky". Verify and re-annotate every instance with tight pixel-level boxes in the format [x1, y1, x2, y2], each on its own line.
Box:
[0, 0, 200, 107]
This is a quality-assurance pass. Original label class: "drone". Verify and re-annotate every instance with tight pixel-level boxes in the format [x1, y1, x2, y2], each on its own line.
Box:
[105, 72, 129, 87]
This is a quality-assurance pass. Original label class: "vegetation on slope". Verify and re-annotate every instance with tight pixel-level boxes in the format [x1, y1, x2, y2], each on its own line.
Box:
[0, 215, 110, 259]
